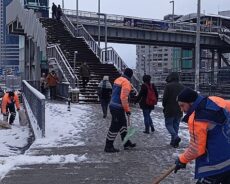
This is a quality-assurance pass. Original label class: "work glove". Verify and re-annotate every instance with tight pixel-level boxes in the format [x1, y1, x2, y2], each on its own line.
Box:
[126, 111, 131, 116]
[174, 157, 186, 173]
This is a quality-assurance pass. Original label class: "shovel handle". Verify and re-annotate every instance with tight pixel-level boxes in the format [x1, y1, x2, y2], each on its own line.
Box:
[127, 115, 131, 126]
[152, 165, 176, 184]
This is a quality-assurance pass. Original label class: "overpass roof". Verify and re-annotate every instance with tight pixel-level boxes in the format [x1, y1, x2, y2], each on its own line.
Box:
[178, 13, 230, 22]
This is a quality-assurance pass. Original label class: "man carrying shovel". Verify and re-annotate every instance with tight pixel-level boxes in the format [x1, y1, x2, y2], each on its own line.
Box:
[104, 68, 136, 153]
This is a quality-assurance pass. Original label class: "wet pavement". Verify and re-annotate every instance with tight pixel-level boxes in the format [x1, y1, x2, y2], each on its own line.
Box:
[1, 104, 196, 184]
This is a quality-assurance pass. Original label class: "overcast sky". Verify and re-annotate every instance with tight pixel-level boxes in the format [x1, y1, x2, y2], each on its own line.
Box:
[50, 0, 230, 68]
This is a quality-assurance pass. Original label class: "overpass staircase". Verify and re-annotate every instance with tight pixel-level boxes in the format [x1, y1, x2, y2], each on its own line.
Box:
[40, 17, 128, 103]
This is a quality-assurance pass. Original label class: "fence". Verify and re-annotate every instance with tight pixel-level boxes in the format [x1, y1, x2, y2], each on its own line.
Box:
[22, 80, 45, 138]
[28, 80, 70, 100]
[154, 68, 230, 99]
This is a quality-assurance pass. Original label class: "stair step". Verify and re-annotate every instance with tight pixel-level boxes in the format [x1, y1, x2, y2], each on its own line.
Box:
[41, 18, 122, 103]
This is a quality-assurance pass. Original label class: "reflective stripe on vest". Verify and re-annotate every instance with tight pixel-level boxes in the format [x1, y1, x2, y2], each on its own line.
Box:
[198, 158, 230, 174]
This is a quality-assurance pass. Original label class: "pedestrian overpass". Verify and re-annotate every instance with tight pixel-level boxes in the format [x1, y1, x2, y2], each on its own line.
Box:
[64, 10, 230, 52]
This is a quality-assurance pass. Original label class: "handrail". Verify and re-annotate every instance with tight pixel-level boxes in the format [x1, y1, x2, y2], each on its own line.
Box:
[22, 80, 45, 138]
[61, 14, 101, 58]
[219, 33, 230, 45]
[62, 10, 141, 90]
[101, 47, 141, 91]
[47, 44, 78, 88]
[63, 9, 222, 34]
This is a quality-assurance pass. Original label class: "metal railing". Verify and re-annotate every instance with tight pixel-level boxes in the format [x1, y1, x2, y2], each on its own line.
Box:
[61, 14, 101, 58]
[22, 80, 45, 138]
[62, 11, 141, 90]
[47, 44, 78, 88]
[154, 68, 230, 99]
[219, 33, 230, 45]
[102, 47, 141, 91]
[63, 9, 222, 34]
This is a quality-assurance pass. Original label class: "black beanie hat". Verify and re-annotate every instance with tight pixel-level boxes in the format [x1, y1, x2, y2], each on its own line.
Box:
[124, 68, 133, 78]
[8, 91, 15, 97]
[177, 88, 198, 103]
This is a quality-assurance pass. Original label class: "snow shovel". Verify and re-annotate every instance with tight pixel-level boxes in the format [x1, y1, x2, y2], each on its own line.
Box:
[152, 164, 176, 184]
[18, 109, 28, 126]
[0, 120, 11, 129]
[122, 115, 136, 145]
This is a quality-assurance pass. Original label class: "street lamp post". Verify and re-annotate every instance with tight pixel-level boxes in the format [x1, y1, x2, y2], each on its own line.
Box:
[73, 51, 78, 88]
[62, 0, 64, 9]
[195, 0, 201, 92]
[142, 54, 146, 75]
[98, 0, 101, 47]
[170, 0, 175, 26]
[76, 0, 79, 31]
[97, 13, 107, 63]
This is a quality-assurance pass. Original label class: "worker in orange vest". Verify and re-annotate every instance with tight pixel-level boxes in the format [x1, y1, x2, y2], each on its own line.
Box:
[1, 90, 20, 125]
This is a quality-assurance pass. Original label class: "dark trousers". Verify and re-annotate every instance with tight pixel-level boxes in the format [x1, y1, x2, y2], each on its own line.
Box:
[100, 99, 110, 117]
[196, 170, 230, 184]
[105, 108, 128, 148]
[41, 85, 46, 96]
[82, 77, 89, 88]
[142, 109, 154, 132]
[50, 86, 57, 100]
[52, 12, 56, 19]
[165, 117, 181, 142]
[5, 103, 16, 124]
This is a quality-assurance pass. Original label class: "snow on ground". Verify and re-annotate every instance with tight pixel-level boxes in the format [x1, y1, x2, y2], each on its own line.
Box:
[0, 101, 91, 179]
[0, 101, 193, 180]
[30, 101, 92, 148]
[0, 114, 30, 157]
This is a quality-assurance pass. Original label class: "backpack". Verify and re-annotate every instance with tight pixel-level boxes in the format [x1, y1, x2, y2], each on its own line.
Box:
[145, 84, 157, 106]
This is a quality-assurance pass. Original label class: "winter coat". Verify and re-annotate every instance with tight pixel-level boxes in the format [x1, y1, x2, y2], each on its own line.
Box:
[46, 73, 59, 87]
[1, 92, 20, 114]
[79, 64, 90, 78]
[98, 80, 112, 100]
[135, 83, 158, 109]
[109, 75, 132, 112]
[56, 7, 62, 17]
[179, 96, 230, 179]
[162, 72, 184, 118]
[52, 4, 57, 12]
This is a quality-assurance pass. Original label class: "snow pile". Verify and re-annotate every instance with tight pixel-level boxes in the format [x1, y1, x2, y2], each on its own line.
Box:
[30, 102, 91, 148]
[0, 114, 30, 157]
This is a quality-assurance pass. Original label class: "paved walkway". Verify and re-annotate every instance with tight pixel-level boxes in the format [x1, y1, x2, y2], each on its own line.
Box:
[1, 103, 196, 184]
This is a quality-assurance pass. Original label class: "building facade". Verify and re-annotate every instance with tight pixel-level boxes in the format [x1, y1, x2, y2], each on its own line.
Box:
[136, 45, 174, 82]
[0, 0, 19, 77]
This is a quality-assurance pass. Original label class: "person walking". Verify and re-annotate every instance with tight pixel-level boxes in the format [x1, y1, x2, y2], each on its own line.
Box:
[104, 68, 136, 153]
[1, 90, 20, 125]
[98, 76, 112, 118]
[79, 62, 90, 89]
[135, 74, 158, 134]
[51, 3, 57, 19]
[46, 70, 59, 100]
[162, 72, 184, 148]
[174, 88, 230, 184]
[56, 5, 62, 20]
[40, 73, 47, 95]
